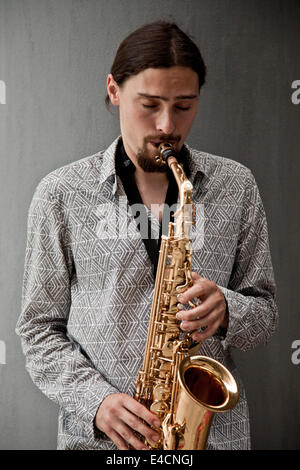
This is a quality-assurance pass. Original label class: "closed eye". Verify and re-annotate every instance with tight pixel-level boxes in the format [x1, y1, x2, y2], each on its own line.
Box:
[176, 106, 191, 111]
[142, 104, 191, 111]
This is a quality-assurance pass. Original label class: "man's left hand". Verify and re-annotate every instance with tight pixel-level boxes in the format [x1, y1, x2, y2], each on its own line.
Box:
[176, 272, 229, 342]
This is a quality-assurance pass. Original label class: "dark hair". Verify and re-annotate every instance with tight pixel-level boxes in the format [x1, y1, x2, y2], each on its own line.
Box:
[105, 21, 206, 108]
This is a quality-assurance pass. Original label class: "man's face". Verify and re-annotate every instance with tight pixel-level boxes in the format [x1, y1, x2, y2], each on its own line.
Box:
[107, 66, 199, 171]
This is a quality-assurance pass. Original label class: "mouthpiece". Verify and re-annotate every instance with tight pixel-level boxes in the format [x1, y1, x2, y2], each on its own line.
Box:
[158, 142, 177, 162]
[154, 142, 177, 165]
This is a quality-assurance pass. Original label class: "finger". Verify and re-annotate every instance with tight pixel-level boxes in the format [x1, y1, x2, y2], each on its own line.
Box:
[191, 321, 220, 342]
[180, 314, 213, 332]
[121, 408, 160, 444]
[178, 280, 211, 304]
[112, 422, 149, 450]
[176, 298, 214, 322]
[181, 301, 226, 331]
[124, 396, 161, 429]
[179, 285, 225, 319]
[178, 292, 227, 331]
[177, 290, 219, 325]
[108, 429, 130, 450]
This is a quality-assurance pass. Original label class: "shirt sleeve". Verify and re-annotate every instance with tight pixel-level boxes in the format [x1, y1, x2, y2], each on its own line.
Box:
[219, 171, 278, 351]
[15, 179, 119, 440]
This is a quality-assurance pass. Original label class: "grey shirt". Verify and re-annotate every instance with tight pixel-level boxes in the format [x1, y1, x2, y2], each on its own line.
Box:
[16, 136, 278, 450]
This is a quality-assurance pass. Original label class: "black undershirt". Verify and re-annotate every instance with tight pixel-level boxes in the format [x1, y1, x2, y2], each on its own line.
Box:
[115, 140, 189, 277]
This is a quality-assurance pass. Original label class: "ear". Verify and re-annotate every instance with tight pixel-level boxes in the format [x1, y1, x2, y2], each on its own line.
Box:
[107, 74, 120, 106]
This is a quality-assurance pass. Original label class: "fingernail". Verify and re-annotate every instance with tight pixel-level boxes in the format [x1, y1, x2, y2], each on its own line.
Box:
[177, 294, 184, 302]
[176, 312, 183, 319]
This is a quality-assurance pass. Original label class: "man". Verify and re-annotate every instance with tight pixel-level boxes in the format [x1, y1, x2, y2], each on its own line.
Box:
[16, 21, 278, 450]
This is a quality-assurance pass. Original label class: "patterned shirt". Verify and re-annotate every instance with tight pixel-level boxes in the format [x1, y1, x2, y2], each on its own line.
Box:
[16, 136, 278, 450]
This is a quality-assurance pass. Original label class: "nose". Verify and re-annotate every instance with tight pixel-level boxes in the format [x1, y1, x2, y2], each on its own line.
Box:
[156, 108, 176, 135]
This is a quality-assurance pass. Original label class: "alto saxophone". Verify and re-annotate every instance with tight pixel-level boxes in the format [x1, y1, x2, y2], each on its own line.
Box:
[135, 143, 239, 450]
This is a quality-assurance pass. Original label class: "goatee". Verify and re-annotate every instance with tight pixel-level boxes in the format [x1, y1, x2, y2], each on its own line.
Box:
[136, 151, 167, 173]
[137, 136, 180, 173]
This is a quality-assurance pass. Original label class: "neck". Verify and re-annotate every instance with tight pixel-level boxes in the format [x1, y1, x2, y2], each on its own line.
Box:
[134, 167, 169, 218]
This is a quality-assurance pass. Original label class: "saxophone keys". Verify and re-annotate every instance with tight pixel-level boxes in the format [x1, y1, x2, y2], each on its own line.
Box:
[161, 340, 175, 358]
[158, 361, 172, 379]
[152, 383, 171, 401]
[150, 399, 169, 419]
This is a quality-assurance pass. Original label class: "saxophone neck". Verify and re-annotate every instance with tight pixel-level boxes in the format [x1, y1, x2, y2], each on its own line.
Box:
[158, 143, 194, 239]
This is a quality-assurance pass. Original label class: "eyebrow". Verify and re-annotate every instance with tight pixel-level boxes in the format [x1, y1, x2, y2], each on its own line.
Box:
[137, 92, 198, 101]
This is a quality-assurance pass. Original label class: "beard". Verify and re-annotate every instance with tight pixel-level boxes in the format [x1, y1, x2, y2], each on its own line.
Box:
[136, 135, 181, 173]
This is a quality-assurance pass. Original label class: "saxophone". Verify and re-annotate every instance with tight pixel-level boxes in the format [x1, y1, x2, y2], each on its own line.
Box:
[135, 143, 239, 450]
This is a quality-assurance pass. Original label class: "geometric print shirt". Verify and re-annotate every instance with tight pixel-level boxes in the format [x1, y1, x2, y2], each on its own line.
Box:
[16, 136, 278, 450]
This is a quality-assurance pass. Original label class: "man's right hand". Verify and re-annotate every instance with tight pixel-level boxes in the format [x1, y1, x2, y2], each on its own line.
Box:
[95, 393, 161, 450]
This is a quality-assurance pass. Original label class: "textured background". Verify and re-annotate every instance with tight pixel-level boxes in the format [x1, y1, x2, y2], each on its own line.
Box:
[0, 0, 299, 450]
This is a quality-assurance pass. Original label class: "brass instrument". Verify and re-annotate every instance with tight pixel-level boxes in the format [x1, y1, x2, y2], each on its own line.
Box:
[135, 143, 239, 450]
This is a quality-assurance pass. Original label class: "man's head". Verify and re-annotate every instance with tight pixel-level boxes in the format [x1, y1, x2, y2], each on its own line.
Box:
[106, 21, 206, 171]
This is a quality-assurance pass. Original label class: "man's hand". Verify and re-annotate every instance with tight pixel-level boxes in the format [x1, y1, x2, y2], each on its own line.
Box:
[95, 393, 161, 450]
[176, 272, 229, 342]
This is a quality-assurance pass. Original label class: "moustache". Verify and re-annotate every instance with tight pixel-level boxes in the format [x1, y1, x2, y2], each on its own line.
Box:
[145, 135, 181, 146]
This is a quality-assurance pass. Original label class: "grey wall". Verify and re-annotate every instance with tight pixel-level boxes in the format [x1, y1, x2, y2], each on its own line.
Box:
[0, 0, 299, 450]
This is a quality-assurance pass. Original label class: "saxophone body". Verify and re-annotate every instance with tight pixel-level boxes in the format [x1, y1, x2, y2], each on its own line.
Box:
[135, 143, 239, 450]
